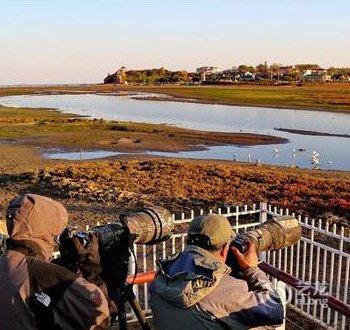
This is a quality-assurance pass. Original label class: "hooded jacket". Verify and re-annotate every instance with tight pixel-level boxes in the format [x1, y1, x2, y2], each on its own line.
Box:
[149, 245, 284, 330]
[0, 194, 110, 330]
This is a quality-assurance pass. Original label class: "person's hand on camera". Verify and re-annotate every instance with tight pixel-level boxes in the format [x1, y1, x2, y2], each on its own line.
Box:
[72, 233, 101, 281]
[230, 241, 259, 271]
[59, 229, 117, 315]
[59, 228, 102, 283]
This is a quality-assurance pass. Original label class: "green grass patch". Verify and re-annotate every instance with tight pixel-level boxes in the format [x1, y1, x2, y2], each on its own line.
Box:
[118, 84, 350, 112]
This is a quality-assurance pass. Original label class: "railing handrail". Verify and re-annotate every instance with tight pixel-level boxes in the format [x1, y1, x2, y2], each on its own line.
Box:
[258, 262, 350, 318]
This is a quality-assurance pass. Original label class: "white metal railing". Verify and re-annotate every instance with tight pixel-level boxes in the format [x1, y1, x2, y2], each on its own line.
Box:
[266, 205, 350, 330]
[128, 202, 350, 330]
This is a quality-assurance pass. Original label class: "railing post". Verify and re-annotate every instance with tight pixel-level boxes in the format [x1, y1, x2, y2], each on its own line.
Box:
[276, 281, 287, 330]
[129, 243, 138, 320]
[259, 202, 268, 261]
[259, 202, 268, 224]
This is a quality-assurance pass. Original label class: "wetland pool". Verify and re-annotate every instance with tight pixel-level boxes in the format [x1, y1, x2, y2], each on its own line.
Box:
[1, 93, 350, 170]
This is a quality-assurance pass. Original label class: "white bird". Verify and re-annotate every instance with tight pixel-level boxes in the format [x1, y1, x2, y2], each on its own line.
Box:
[273, 147, 280, 158]
[311, 154, 320, 168]
[311, 149, 320, 166]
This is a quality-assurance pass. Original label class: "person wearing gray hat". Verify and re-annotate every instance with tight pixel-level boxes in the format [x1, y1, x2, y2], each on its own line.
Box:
[149, 213, 284, 329]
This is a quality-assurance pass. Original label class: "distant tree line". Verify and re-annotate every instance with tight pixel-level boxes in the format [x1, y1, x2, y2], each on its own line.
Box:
[104, 64, 350, 85]
[104, 67, 190, 85]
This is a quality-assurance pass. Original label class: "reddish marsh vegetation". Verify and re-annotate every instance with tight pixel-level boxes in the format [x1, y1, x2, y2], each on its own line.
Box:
[37, 159, 350, 224]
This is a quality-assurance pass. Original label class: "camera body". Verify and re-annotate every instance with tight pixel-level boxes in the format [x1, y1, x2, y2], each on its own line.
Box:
[227, 216, 301, 275]
[60, 206, 174, 303]
[230, 234, 250, 254]
[73, 222, 125, 251]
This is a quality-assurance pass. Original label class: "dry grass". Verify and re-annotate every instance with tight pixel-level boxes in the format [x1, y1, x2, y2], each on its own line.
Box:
[1, 159, 348, 229]
[44, 159, 350, 221]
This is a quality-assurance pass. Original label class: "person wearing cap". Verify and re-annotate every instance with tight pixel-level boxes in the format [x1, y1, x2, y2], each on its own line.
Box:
[0, 193, 110, 329]
[149, 213, 284, 329]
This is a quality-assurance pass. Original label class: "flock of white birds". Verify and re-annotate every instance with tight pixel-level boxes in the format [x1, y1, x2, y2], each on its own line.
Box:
[233, 147, 333, 169]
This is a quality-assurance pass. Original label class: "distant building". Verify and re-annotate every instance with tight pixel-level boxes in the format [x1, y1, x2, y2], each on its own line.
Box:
[196, 66, 218, 82]
[302, 68, 331, 82]
[196, 66, 218, 74]
[278, 66, 294, 76]
[242, 71, 256, 81]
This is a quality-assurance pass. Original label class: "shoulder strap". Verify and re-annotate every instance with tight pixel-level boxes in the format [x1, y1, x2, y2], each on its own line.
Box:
[26, 256, 77, 330]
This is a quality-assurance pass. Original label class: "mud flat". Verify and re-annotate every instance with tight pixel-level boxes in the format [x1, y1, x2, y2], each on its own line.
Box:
[0, 103, 287, 156]
[274, 127, 350, 138]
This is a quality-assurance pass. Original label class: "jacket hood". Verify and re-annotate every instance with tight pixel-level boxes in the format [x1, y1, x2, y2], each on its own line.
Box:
[6, 194, 68, 261]
[151, 246, 231, 308]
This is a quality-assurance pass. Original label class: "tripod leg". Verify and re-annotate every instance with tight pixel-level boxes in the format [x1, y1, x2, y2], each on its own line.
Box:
[128, 296, 151, 330]
[115, 296, 128, 330]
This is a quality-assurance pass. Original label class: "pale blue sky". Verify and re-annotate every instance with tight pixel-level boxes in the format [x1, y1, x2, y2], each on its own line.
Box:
[1, 1, 349, 85]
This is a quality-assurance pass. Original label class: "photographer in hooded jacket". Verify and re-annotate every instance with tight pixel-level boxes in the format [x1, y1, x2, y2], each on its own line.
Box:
[0, 193, 111, 330]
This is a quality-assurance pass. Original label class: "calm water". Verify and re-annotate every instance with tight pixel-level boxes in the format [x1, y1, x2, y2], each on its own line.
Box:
[1, 93, 350, 170]
[42, 150, 124, 160]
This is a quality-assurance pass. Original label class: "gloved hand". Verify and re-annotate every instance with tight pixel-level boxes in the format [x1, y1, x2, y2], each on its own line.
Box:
[59, 228, 118, 316]
[59, 228, 102, 284]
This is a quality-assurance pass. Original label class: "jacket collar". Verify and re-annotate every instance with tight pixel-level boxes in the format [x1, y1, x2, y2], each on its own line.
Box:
[153, 245, 231, 308]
